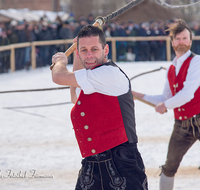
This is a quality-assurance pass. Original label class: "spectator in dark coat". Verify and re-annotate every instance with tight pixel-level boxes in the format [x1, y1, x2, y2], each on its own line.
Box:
[87, 13, 95, 25]
[49, 23, 59, 62]
[0, 31, 10, 73]
[38, 22, 53, 66]
[74, 18, 88, 37]
[24, 24, 37, 69]
[116, 22, 127, 61]
[138, 22, 151, 61]
[15, 21, 27, 70]
[104, 24, 113, 60]
[58, 20, 74, 63]
[58, 20, 74, 51]
[191, 21, 200, 54]
[126, 20, 139, 61]
[7, 26, 18, 44]
[158, 21, 167, 61]
[149, 22, 160, 61]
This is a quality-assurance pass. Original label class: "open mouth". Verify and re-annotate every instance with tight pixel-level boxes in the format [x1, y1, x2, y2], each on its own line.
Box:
[85, 61, 97, 65]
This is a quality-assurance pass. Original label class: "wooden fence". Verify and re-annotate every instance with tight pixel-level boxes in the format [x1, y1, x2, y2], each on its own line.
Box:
[1, 36, 200, 72]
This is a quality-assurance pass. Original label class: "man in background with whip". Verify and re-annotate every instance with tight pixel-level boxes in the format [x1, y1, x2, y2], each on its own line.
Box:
[51, 24, 148, 189]
[132, 19, 200, 190]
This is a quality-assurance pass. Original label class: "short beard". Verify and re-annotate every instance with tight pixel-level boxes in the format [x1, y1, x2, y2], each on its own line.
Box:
[173, 44, 191, 55]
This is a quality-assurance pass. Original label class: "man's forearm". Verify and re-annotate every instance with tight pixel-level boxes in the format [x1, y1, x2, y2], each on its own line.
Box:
[52, 62, 69, 85]
[70, 52, 83, 104]
[132, 91, 145, 99]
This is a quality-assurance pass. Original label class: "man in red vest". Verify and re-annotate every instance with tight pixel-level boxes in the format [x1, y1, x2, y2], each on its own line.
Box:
[51, 25, 148, 190]
[132, 19, 200, 190]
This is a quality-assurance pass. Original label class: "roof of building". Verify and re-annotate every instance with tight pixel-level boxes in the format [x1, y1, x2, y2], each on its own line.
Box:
[0, 8, 69, 23]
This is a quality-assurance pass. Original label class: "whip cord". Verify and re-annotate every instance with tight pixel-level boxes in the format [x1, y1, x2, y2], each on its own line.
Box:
[156, 0, 200, 9]
[0, 86, 69, 94]
[103, 0, 144, 23]
[2, 67, 166, 109]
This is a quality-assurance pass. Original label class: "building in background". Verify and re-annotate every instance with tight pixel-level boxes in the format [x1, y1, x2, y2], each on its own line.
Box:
[0, 0, 60, 12]
[69, 0, 182, 24]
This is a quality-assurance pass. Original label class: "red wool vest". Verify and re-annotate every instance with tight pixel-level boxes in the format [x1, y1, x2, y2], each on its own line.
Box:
[168, 55, 200, 120]
[70, 91, 128, 158]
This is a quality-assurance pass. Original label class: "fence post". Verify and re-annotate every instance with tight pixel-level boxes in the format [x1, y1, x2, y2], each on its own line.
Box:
[166, 37, 171, 61]
[31, 42, 36, 69]
[10, 47, 15, 72]
[111, 39, 116, 62]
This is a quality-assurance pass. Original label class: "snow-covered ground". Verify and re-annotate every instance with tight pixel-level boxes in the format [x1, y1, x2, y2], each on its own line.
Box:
[0, 62, 199, 190]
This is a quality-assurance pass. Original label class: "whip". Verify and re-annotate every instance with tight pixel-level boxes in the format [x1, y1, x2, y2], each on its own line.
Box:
[50, 0, 144, 70]
[156, 0, 200, 9]
[50, 0, 200, 70]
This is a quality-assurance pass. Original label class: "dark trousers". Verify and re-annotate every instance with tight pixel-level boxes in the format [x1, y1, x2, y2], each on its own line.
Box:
[75, 142, 148, 190]
[162, 113, 200, 177]
[15, 48, 25, 70]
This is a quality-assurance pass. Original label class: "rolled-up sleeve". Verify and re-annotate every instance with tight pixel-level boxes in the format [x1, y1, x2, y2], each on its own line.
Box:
[74, 65, 129, 96]
[74, 68, 96, 94]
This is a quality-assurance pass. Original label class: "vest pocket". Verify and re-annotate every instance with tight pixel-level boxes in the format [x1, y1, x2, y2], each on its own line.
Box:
[99, 126, 119, 135]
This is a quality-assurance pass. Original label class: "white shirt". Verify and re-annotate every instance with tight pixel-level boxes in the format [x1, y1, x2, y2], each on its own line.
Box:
[143, 50, 200, 109]
[74, 64, 129, 97]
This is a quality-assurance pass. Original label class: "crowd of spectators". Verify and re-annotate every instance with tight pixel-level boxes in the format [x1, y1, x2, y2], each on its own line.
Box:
[0, 13, 200, 73]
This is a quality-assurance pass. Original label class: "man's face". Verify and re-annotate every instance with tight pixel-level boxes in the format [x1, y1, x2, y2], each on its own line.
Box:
[78, 36, 109, 70]
[172, 29, 192, 55]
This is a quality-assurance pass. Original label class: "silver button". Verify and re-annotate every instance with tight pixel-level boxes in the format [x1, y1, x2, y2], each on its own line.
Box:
[179, 116, 182, 120]
[176, 83, 178, 87]
[87, 137, 92, 141]
[91, 149, 96, 154]
[184, 116, 187, 119]
[80, 112, 85, 116]
[178, 108, 181, 112]
[77, 101, 81, 105]
[182, 108, 185, 111]
[173, 84, 176, 88]
[84, 125, 89, 130]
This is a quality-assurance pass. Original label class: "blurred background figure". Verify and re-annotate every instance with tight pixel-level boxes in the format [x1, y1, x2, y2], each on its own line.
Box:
[191, 21, 200, 54]
[138, 22, 150, 61]
[15, 21, 27, 70]
[87, 13, 95, 24]
[126, 19, 139, 61]
[24, 23, 37, 70]
[0, 30, 10, 73]
[58, 20, 74, 63]
[38, 22, 53, 66]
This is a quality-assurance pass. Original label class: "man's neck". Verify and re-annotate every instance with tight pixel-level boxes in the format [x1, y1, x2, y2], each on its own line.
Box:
[175, 52, 184, 59]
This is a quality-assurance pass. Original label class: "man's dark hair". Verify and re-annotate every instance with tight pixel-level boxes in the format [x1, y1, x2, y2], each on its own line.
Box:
[77, 25, 106, 49]
[166, 19, 193, 41]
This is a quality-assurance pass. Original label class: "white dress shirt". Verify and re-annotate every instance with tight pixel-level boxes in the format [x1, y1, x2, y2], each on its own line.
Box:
[143, 50, 200, 109]
[74, 64, 129, 97]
